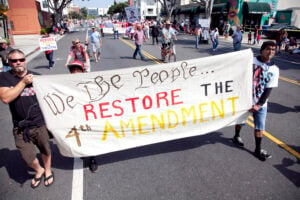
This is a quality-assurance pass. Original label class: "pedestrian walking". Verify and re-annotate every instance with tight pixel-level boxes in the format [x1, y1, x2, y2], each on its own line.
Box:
[43, 32, 55, 69]
[113, 22, 119, 40]
[0, 39, 14, 72]
[248, 31, 252, 45]
[151, 21, 159, 45]
[133, 24, 146, 60]
[144, 22, 150, 39]
[88, 27, 102, 63]
[275, 29, 284, 54]
[232, 26, 243, 51]
[211, 28, 219, 51]
[0, 49, 54, 188]
[232, 41, 279, 161]
[65, 38, 90, 72]
[253, 25, 258, 45]
[194, 25, 202, 49]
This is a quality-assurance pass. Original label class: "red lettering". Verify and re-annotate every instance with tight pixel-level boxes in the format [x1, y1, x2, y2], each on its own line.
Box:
[142, 95, 153, 109]
[112, 100, 124, 116]
[83, 104, 97, 121]
[99, 102, 112, 118]
[156, 92, 169, 108]
[171, 89, 183, 105]
[125, 97, 139, 113]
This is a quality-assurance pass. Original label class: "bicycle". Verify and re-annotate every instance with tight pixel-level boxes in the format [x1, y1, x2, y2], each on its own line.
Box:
[161, 40, 176, 63]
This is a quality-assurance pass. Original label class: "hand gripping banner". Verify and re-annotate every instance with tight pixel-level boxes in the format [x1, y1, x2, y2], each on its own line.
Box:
[33, 49, 253, 157]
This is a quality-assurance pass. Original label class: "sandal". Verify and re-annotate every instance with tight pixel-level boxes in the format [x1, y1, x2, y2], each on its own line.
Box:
[44, 171, 54, 187]
[31, 174, 44, 189]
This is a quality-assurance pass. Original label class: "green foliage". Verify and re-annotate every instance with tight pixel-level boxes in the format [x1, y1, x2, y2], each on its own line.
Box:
[80, 7, 88, 19]
[70, 11, 82, 19]
[40, 27, 52, 35]
[107, 2, 129, 15]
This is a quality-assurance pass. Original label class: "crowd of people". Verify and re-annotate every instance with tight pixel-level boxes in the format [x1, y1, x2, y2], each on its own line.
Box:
[0, 16, 296, 189]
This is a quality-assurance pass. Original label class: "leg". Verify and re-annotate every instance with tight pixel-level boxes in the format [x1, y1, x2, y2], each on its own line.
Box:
[49, 51, 54, 67]
[253, 107, 271, 161]
[137, 45, 144, 59]
[13, 129, 44, 188]
[35, 125, 53, 185]
[133, 44, 138, 58]
[89, 156, 98, 173]
[232, 124, 244, 147]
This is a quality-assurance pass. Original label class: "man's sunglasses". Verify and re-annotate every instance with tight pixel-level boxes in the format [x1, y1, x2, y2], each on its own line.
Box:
[9, 58, 26, 63]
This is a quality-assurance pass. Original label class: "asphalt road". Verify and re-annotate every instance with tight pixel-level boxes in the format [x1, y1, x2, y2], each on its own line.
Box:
[0, 28, 299, 200]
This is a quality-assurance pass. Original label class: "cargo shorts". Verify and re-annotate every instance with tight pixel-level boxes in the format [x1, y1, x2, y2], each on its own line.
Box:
[13, 125, 51, 165]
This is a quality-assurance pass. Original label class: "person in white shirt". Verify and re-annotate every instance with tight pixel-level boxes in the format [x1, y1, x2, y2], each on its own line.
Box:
[232, 41, 279, 161]
[211, 28, 219, 51]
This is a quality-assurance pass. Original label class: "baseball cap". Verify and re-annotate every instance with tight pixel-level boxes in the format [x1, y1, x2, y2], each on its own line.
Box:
[0, 39, 7, 44]
[68, 61, 84, 72]
[165, 20, 171, 25]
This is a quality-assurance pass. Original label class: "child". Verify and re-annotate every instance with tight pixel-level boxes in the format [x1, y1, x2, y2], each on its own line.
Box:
[248, 31, 252, 44]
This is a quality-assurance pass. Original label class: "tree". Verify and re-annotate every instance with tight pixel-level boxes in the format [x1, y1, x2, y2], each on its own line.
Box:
[158, 0, 176, 21]
[69, 11, 81, 19]
[46, 0, 72, 25]
[80, 7, 88, 19]
[191, 0, 214, 27]
[45, 0, 90, 25]
[108, 2, 128, 16]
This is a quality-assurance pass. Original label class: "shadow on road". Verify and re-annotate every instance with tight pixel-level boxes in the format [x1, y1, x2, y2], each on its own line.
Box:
[268, 102, 300, 114]
[273, 157, 300, 187]
[0, 142, 73, 185]
[95, 131, 254, 166]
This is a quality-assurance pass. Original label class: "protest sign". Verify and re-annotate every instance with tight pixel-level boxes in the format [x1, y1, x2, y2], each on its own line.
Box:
[39, 37, 57, 51]
[33, 49, 253, 157]
[125, 6, 139, 23]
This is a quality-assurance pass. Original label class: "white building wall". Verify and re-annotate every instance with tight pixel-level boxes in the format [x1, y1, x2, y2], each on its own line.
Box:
[133, 0, 161, 20]
[277, 0, 300, 10]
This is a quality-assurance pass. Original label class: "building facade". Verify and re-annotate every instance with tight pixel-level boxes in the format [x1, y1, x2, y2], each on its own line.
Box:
[133, 0, 162, 20]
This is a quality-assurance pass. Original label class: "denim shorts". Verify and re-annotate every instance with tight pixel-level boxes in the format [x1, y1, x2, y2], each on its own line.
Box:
[253, 106, 267, 130]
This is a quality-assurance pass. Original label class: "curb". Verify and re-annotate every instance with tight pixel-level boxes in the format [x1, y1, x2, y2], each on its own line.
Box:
[25, 46, 40, 58]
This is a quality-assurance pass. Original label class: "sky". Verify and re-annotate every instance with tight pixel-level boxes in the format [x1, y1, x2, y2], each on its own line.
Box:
[73, 0, 127, 8]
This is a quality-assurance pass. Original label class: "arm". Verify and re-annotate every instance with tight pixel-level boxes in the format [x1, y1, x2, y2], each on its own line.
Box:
[249, 88, 273, 112]
[65, 52, 73, 68]
[0, 74, 33, 104]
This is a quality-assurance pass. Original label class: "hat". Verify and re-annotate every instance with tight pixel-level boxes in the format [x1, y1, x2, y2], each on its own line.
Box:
[0, 39, 7, 44]
[165, 20, 171, 25]
[68, 61, 84, 72]
[91, 26, 96, 29]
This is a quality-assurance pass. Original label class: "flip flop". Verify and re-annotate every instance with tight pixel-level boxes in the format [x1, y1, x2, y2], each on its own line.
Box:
[44, 171, 54, 187]
[31, 174, 43, 189]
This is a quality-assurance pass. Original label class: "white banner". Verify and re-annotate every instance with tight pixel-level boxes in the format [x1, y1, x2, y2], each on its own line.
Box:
[39, 37, 57, 51]
[33, 49, 253, 157]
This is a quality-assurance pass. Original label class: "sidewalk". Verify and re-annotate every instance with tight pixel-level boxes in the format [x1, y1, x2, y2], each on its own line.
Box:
[12, 33, 64, 57]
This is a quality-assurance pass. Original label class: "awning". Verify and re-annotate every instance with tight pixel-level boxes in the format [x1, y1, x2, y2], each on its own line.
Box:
[172, 8, 181, 15]
[243, 2, 271, 14]
[212, 3, 228, 14]
[179, 6, 204, 14]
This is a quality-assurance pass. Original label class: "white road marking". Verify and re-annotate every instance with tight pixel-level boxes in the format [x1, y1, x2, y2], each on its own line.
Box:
[71, 158, 84, 200]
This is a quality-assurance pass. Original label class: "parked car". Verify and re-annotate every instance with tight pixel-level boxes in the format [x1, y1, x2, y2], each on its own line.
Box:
[264, 24, 300, 39]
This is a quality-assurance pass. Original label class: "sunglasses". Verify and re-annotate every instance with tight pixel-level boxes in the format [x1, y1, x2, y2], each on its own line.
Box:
[74, 42, 80, 44]
[10, 58, 26, 63]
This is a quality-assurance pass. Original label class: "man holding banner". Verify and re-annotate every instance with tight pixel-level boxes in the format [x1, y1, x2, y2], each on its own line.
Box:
[0, 49, 54, 188]
[233, 41, 279, 161]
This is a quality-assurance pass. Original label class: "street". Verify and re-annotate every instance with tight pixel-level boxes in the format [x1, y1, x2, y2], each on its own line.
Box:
[0, 28, 299, 200]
